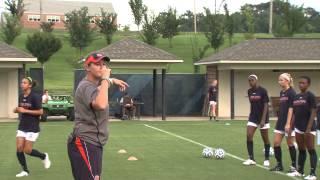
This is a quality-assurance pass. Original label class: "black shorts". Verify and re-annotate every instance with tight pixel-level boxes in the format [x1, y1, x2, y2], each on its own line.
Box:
[275, 119, 287, 132]
[68, 137, 103, 180]
[248, 115, 270, 129]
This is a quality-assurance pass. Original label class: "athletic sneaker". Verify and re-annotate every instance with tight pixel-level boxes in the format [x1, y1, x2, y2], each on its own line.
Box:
[209, 116, 212, 121]
[263, 160, 270, 167]
[270, 165, 284, 172]
[243, 159, 256, 166]
[287, 166, 296, 173]
[287, 170, 303, 177]
[304, 174, 317, 180]
[42, 153, 51, 169]
[16, 171, 29, 177]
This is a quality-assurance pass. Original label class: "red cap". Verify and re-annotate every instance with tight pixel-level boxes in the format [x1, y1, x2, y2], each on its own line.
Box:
[84, 52, 110, 65]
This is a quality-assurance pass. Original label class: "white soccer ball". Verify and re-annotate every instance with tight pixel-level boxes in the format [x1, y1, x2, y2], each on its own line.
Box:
[202, 147, 214, 158]
[214, 148, 225, 159]
[263, 147, 274, 156]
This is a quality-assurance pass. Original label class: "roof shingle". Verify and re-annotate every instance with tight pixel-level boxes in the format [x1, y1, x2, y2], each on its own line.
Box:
[0, 42, 34, 59]
[197, 38, 320, 64]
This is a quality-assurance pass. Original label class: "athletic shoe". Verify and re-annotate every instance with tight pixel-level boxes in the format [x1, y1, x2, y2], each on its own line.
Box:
[16, 171, 29, 177]
[209, 116, 212, 121]
[42, 153, 51, 169]
[263, 160, 270, 167]
[287, 166, 296, 173]
[270, 165, 284, 172]
[243, 159, 256, 166]
[287, 170, 303, 177]
[304, 174, 317, 180]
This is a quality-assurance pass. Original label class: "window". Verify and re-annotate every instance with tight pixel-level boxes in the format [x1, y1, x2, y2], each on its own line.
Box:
[90, 17, 96, 24]
[47, 16, 60, 23]
[28, 15, 40, 22]
[64, 16, 69, 22]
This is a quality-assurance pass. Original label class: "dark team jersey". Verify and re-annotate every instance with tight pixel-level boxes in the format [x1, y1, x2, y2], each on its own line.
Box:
[248, 86, 269, 122]
[18, 91, 42, 132]
[293, 91, 317, 132]
[275, 88, 296, 130]
[208, 85, 218, 101]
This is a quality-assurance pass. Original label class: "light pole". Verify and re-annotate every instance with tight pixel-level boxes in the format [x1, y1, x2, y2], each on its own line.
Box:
[269, 0, 273, 34]
[193, 0, 197, 34]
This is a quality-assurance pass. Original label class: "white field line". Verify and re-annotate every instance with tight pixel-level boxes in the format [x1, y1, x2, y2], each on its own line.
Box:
[144, 124, 299, 180]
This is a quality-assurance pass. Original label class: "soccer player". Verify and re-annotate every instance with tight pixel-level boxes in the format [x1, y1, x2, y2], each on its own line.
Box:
[243, 74, 271, 167]
[287, 76, 317, 180]
[207, 80, 218, 121]
[67, 52, 128, 180]
[270, 73, 297, 172]
[14, 77, 51, 178]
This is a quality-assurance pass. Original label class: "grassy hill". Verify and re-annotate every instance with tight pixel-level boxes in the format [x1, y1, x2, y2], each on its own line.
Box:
[3, 29, 320, 93]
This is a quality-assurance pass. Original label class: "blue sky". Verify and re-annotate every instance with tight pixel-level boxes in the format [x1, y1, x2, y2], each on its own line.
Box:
[0, 0, 319, 30]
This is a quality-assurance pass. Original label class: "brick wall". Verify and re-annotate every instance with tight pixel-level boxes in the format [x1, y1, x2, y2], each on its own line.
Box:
[21, 13, 117, 30]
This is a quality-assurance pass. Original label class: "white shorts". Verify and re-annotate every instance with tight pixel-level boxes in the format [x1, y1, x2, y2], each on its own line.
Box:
[16, 130, 39, 142]
[209, 101, 217, 105]
[294, 128, 316, 136]
[274, 130, 296, 137]
[247, 122, 270, 129]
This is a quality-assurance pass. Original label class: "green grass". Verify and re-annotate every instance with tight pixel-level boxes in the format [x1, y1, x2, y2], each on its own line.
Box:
[0, 120, 315, 180]
[2, 29, 320, 93]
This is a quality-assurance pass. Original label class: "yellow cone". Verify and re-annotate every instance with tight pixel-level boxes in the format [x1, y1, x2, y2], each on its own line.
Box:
[118, 149, 127, 154]
[127, 156, 138, 161]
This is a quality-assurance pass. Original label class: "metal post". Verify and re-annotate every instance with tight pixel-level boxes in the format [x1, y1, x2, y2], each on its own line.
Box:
[269, 0, 273, 34]
[162, 69, 166, 120]
[230, 70, 235, 119]
[193, 0, 197, 34]
[153, 69, 157, 117]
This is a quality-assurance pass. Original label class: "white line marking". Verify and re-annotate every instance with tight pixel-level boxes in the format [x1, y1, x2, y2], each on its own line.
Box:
[144, 124, 299, 180]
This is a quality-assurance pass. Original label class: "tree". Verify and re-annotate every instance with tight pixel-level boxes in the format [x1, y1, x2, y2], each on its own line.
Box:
[1, 13, 22, 44]
[40, 22, 54, 32]
[129, 0, 147, 31]
[204, 8, 224, 52]
[224, 4, 234, 46]
[273, 1, 306, 37]
[64, 7, 94, 56]
[190, 34, 210, 73]
[157, 7, 179, 48]
[5, 0, 25, 20]
[95, 8, 117, 45]
[26, 32, 62, 68]
[242, 5, 255, 39]
[141, 13, 159, 45]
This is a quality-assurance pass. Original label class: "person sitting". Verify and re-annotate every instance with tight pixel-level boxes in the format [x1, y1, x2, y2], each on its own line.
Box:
[120, 93, 136, 120]
[42, 89, 52, 104]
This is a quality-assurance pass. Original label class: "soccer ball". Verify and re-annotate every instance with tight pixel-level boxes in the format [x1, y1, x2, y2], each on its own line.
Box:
[263, 147, 274, 156]
[202, 147, 214, 158]
[214, 148, 225, 159]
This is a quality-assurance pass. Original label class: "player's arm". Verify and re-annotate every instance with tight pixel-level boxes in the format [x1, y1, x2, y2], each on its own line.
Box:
[260, 102, 268, 126]
[306, 108, 317, 133]
[91, 79, 110, 111]
[306, 94, 317, 133]
[90, 66, 110, 110]
[260, 89, 269, 126]
[15, 107, 43, 116]
[285, 107, 293, 134]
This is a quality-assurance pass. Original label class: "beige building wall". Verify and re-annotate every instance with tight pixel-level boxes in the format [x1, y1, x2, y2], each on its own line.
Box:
[8, 69, 19, 118]
[0, 69, 19, 119]
[218, 69, 320, 118]
[218, 70, 231, 117]
[0, 71, 8, 118]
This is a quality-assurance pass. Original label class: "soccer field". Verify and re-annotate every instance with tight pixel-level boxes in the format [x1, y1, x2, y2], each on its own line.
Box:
[0, 120, 313, 180]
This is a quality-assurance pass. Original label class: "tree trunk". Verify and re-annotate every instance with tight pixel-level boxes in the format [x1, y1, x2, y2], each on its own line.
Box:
[169, 38, 173, 48]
